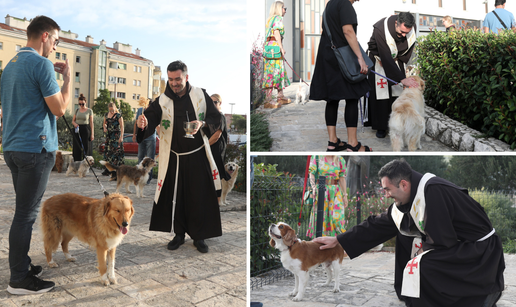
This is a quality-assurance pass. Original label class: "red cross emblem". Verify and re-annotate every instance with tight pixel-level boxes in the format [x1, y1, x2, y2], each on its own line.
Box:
[406, 258, 418, 275]
[415, 242, 422, 249]
[158, 179, 163, 191]
[377, 78, 387, 88]
[212, 170, 219, 180]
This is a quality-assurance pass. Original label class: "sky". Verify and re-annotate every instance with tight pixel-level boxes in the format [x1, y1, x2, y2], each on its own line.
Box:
[0, 0, 249, 115]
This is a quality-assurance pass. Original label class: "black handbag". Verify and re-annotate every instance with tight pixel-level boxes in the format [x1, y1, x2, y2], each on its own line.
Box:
[322, 9, 373, 83]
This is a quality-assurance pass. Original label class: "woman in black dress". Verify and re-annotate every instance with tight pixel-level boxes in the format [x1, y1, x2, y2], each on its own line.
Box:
[208, 94, 231, 204]
[309, 0, 372, 152]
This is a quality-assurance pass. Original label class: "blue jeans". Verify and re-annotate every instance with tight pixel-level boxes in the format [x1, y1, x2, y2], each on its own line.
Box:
[138, 134, 156, 183]
[4, 150, 55, 283]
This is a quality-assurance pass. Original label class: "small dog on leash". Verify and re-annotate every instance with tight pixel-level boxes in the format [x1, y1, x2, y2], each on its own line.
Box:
[388, 76, 426, 151]
[220, 162, 239, 206]
[269, 222, 346, 301]
[55, 151, 64, 173]
[41, 193, 134, 286]
[294, 81, 309, 105]
[66, 156, 94, 177]
[100, 157, 156, 198]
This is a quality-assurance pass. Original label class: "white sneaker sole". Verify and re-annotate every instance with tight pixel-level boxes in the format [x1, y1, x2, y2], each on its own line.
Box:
[6, 285, 54, 295]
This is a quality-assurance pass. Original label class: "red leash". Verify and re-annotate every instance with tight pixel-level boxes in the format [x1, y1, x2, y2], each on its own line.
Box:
[298, 156, 311, 228]
[284, 59, 310, 87]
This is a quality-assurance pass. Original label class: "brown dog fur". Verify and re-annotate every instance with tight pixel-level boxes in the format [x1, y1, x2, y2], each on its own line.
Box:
[55, 151, 64, 173]
[41, 193, 134, 285]
[269, 224, 345, 271]
[100, 157, 156, 198]
[220, 162, 239, 205]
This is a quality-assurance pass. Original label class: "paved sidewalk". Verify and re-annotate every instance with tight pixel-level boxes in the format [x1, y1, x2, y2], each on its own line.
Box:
[260, 84, 454, 152]
[251, 251, 516, 307]
[0, 157, 246, 306]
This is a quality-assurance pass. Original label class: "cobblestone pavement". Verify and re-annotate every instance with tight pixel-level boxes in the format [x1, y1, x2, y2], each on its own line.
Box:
[0, 156, 246, 307]
[259, 84, 455, 152]
[251, 252, 516, 307]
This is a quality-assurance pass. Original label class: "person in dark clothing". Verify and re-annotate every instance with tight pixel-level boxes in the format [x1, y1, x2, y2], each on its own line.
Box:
[137, 61, 222, 254]
[314, 159, 505, 307]
[309, 0, 372, 152]
[366, 12, 420, 139]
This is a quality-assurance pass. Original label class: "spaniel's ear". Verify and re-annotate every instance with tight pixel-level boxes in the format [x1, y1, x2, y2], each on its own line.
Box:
[282, 228, 297, 247]
[269, 237, 276, 247]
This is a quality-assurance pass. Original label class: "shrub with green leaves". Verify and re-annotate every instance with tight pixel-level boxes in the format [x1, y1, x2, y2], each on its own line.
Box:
[251, 112, 273, 151]
[417, 29, 516, 148]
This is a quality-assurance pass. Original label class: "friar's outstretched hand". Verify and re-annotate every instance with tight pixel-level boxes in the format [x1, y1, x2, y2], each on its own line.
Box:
[312, 236, 339, 250]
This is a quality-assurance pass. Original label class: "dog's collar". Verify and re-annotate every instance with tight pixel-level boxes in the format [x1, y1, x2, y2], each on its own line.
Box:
[288, 238, 298, 249]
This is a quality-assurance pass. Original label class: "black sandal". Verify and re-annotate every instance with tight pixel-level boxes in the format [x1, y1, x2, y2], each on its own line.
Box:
[346, 142, 372, 152]
[327, 138, 347, 152]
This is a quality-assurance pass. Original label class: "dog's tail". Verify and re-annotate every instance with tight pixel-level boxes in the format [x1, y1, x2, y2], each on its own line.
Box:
[99, 160, 118, 171]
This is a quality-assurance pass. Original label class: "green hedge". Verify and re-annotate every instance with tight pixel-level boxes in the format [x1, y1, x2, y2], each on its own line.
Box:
[417, 29, 516, 148]
[250, 112, 273, 152]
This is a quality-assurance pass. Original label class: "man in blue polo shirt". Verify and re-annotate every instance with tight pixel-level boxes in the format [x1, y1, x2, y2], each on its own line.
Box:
[0, 15, 70, 295]
[483, 0, 516, 34]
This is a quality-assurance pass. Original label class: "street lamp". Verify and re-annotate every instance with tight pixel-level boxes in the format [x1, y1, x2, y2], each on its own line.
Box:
[229, 103, 235, 115]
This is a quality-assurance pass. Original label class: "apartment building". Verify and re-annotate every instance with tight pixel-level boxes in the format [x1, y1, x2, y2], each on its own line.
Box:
[0, 15, 162, 113]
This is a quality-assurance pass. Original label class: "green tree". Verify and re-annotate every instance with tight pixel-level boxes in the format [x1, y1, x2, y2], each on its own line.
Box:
[231, 114, 246, 134]
[446, 156, 516, 190]
[254, 156, 308, 177]
[91, 89, 134, 120]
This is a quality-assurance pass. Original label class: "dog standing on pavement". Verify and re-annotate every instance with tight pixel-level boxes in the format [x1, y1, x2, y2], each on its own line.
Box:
[220, 162, 239, 206]
[388, 76, 426, 151]
[294, 81, 309, 105]
[41, 193, 134, 286]
[100, 157, 156, 198]
[269, 222, 346, 301]
[66, 156, 94, 177]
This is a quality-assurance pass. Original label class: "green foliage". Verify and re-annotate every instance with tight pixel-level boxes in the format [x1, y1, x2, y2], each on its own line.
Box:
[417, 29, 516, 148]
[250, 112, 272, 151]
[91, 89, 135, 121]
[446, 156, 516, 190]
[254, 156, 309, 177]
[251, 164, 306, 276]
[469, 189, 516, 249]
[231, 114, 247, 134]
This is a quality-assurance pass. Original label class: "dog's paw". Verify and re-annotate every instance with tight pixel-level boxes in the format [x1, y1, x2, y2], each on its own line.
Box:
[333, 288, 340, 293]
[292, 296, 303, 302]
[101, 274, 111, 286]
[108, 275, 117, 285]
[289, 291, 297, 297]
[48, 261, 59, 268]
[64, 253, 76, 262]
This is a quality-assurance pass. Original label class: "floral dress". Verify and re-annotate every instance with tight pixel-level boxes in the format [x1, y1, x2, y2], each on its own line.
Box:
[306, 156, 347, 238]
[262, 15, 290, 91]
[104, 112, 124, 166]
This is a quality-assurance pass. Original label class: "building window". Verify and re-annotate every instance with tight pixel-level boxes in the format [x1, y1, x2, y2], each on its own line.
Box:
[132, 94, 140, 100]
[56, 52, 61, 60]
[75, 72, 80, 82]
[75, 88, 80, 98]
[109, 76, 117, 84]
[119, 63, 127, 70]
[98, 50, 107, 91]
[0, 42, 3, 50]
[116, 92, 126, 99]
[0, 61, 2, 69]
[16, 45, 21, 52]
[133, 80, 137, 86]
[62, 53, 67, 61]
[133, 66, 137, 72]
[55, 72, 62, 80]
[138, 66, 142, 73]
[117, 77, 126, 84]
[76, 56, 81, 63]
[109, 62, 117, 69]
[137, 80, 141, 87]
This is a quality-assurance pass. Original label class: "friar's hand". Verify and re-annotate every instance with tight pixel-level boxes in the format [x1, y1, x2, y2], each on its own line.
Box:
[191, 120, 204, 135]
[312, 236, 339, 250]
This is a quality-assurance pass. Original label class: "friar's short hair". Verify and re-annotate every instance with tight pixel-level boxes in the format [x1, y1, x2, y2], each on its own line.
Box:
[167, 61, 188, 76]
[27, 15, 61, 41]
[397, 12, 416, 29]
[378, 159, 413, 187]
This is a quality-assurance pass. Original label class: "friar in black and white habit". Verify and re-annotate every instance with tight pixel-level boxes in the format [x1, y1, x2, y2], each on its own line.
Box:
[366, 12, 419, 139]
[137, 61, 222, 254]
[313, 159, 505, 307]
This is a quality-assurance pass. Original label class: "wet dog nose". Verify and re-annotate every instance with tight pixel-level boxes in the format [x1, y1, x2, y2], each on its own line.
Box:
[122, 221, 128, 227]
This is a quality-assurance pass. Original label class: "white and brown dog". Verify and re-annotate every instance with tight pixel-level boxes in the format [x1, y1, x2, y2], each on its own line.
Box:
[294, 81, 309, 105]
[66, 156, 94, 177]
[268, 222, 346, 301]
[388, 76, 426, 151]
[220, 161, 239, 206]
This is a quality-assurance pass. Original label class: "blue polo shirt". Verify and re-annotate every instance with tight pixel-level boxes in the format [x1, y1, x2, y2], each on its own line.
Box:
[483, 8, 516, 34]
[0, 47, 61, 152]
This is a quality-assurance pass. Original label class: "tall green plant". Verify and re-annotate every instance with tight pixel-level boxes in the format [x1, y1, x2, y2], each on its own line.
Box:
[92, 89, 134, 120]
[250, 112, 273, 152]
[417, 29, 516, 148]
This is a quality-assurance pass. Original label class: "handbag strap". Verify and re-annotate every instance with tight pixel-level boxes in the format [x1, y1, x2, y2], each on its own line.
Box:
[263, 16, 278, 48]
[492, 10, 508, 30]
[322, 9, 337, 50]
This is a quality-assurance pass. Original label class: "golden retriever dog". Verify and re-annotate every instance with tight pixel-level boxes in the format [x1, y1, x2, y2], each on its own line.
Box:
[41, 193, 134, 285]
[388, 76, 426, 151]
[100, 157, 156, 198]
[220, 161, 239, 206]
[66, 156, 94, 177]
